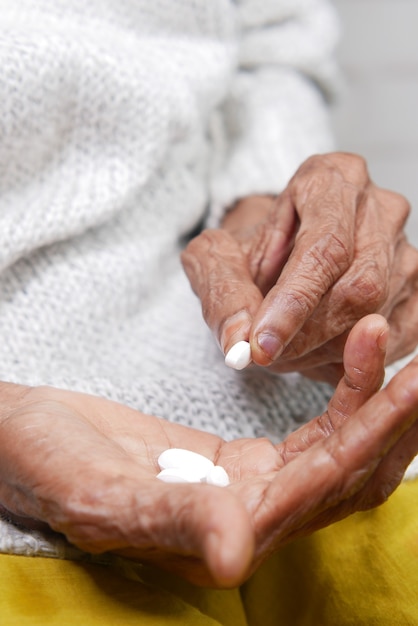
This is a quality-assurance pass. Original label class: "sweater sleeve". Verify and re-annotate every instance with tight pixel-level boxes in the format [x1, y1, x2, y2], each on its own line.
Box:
[207, 0, 342, 226]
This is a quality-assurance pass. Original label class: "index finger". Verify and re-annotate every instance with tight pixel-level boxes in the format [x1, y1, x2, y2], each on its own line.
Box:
[181, 228, 264, 352]
[250, 171, 358, 365]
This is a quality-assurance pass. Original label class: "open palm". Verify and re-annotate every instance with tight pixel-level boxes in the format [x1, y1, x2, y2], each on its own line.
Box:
[0, 315, 417, 588]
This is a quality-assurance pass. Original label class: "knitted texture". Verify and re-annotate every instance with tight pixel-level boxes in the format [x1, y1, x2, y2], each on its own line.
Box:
[0, 0, 414, 560]
[0, 0, 339, 431]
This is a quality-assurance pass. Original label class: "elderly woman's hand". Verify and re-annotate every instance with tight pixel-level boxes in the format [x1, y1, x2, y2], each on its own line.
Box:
[0, 381, 254, 588]
[1, 316, 417, 588]
[182, 152, 418, 384]
[230, 315, 418, 575]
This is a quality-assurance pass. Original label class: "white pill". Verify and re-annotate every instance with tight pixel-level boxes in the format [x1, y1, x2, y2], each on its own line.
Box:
[157, 468, 203, 483]
[225, 341, 252, 370]
[205, 465, 230, 487]
[157, 448, 214, 479]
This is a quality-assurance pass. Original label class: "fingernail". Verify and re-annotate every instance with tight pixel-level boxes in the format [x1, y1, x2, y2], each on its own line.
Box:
[257, 332, 284, 361]
[220, 310, 252, 352]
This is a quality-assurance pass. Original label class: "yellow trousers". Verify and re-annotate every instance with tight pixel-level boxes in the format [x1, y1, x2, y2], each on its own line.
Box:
[1, 479, 417, 626]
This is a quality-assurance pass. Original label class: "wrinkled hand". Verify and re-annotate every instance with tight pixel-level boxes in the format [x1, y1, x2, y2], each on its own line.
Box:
[182, 152, 418, 384]
[0, 317, 418, 588]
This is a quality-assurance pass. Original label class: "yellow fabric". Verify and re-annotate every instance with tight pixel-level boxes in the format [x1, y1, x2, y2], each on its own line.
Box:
[1, 480, 417, 626]
[242, 478, 418, 626]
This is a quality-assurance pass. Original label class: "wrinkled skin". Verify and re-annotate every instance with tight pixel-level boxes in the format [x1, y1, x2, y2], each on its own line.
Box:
[182, 152, 418, 384]
[1, 315, 418, 589]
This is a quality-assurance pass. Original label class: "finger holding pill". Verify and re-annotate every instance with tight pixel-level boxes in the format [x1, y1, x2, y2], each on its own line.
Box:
[224, 341, 252, 370]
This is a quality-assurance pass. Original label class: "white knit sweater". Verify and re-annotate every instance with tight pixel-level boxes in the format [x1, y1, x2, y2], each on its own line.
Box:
[0, 0, 415, 559]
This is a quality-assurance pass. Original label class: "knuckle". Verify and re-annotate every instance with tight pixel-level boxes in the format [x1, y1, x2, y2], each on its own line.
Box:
[343, 264, 388, 315]
[297, 231, 352, 292]
[281, 333, 309, 360]
[185, 228, 218, 254]
[293, 158, 335, 194]
[181, 229, 217, 269]
[297, 152, 369, 185]
[312, 231, 352, 276]
[290, 154, 335, 197]
[344, 153, 368, 180]
[280, 287, 317, 321]
[268, 288, 320, 349]
[329, 152, 369, 185]
[316, 411, 339, 437]
[380, 189, 411, 228]
[299, 153, 325, 172]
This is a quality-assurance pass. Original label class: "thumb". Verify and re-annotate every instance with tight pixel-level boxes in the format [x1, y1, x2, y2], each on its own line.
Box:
[132, 482, 255, 588]
[328, 313, 389, 419]
[277, 314, 389, 462]
[181, 229, 263, 351]
[60, 474, 255, 588]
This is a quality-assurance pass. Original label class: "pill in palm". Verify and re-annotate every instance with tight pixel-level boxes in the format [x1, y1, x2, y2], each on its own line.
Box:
[157, 467, 203, 483]
[157, 448, 214, 479]
[225, 340, 252, 370]
[156, 448, 230, 487]
[205, 465, 230, 487]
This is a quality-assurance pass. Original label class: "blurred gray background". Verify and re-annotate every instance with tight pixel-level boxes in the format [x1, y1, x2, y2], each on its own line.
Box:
[331, 0, 418, 246]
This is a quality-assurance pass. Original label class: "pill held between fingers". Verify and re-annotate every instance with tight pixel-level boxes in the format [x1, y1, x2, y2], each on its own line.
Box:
[157, 448, 214, 479]
[205, 465, 230, 487]
[156, 468, 203, 483]
[225, 340, 252, 370]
